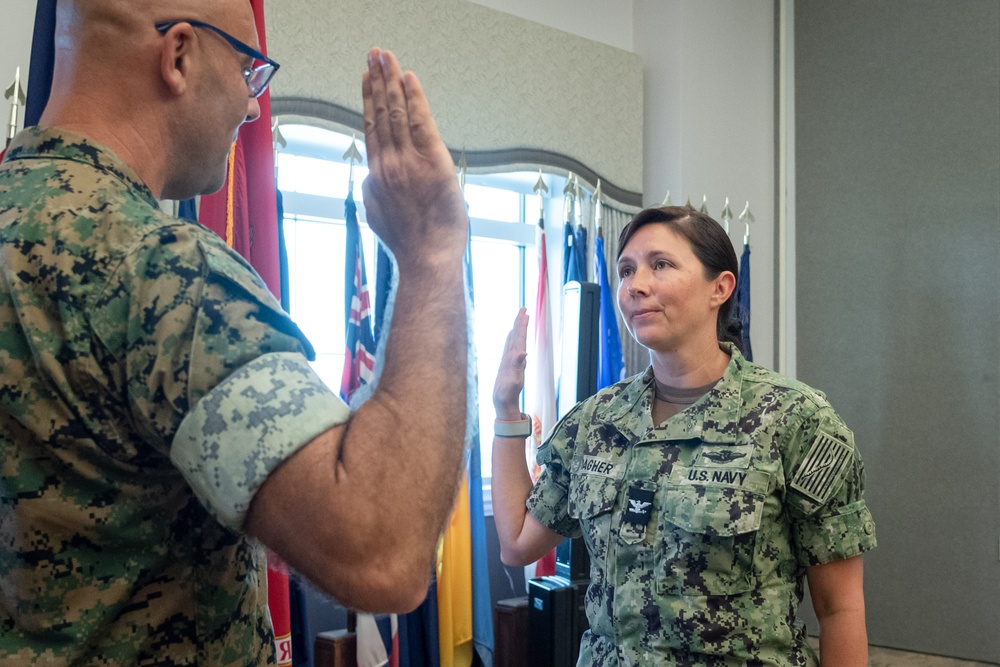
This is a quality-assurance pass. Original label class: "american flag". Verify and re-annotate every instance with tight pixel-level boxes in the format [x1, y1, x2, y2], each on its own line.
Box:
[340, 191, 377, 402]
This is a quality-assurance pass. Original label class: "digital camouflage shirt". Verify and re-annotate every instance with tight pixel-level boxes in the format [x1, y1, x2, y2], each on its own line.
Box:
[0, 128, 349, 666]
[527, 345, 877, 666]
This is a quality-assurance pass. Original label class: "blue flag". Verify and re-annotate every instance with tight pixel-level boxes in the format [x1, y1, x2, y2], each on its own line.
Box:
[24, 0, 57, 127]
[562, 221, 581, 284]
[594, 234, 624, 389]
[463, 235, 494, 667]
[735, 243, 753, 361]
[573, 225, 588, 282]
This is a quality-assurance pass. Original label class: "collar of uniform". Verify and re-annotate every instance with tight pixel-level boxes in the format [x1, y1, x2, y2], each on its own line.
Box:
[4, 127, 159, 209]
[605, 343, 747, 446]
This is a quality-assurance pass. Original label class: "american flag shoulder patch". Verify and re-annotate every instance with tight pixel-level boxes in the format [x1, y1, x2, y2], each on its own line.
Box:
[790, 430, 853, 504]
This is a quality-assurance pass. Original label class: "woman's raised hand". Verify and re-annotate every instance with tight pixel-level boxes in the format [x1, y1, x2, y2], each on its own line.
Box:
[492, 308, 529, 420]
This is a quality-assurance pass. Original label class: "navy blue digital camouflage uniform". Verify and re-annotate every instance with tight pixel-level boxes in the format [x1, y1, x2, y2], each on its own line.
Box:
[527, 344, 877, 666]
[0, 128, 350, 666]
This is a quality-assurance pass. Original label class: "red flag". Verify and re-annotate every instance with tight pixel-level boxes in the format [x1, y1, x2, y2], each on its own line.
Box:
[199, 0, 280, 296]
[528, 218, 558, 579]
[194, 1, 291, 664]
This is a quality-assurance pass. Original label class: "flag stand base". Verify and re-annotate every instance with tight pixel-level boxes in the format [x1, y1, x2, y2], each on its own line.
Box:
[314, 629, 357, 667]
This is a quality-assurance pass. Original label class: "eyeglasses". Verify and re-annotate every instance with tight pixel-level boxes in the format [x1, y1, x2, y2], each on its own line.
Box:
[155, 19, 280, 98]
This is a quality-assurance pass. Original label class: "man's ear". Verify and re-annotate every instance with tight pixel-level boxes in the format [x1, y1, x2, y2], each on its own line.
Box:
[159, 24, 196, 96]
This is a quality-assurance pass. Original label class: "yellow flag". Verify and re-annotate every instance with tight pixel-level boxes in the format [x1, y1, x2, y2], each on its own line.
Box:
[437, 475, 474, 667]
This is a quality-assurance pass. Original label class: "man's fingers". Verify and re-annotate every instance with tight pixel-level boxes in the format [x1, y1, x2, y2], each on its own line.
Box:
[401, 72, 441, 154]
[361, 70, 382, 166]
[364, 48, 394, 155]
[378, 50, 414, 152]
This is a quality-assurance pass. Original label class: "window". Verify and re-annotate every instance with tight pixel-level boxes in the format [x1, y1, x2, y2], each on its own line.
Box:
[277, 124, 549, 484]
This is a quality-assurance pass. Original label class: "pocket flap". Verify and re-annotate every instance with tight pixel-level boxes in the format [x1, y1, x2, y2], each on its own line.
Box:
[663, 483, 763, 536]
[568, 473, 619, 520]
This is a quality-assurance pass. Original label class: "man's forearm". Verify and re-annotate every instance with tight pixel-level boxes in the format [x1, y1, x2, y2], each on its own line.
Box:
[345, 260, 469, 545]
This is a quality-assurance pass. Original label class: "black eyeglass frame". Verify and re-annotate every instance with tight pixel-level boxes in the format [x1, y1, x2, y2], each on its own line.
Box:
[154, 19, 280, 98]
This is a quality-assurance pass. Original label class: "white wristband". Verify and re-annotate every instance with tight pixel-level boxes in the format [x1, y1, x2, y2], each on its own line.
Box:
[494, 413, 532, 438]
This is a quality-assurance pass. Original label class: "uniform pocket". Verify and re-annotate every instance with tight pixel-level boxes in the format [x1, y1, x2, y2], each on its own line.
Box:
[657, 483, 763, 596]
[568, 473, 619, 567]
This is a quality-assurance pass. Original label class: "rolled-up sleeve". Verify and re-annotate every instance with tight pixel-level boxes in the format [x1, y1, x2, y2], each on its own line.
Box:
[171, 352, 349, 530]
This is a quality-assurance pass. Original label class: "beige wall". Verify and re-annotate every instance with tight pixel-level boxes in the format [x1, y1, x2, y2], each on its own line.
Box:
[0, 0, 37, 137]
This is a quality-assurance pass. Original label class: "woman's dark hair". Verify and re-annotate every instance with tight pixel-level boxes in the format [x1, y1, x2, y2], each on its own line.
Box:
[616, 205, 744, 351]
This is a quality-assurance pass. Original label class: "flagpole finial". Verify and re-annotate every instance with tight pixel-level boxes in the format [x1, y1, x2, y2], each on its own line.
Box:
[699, 195, 709, 215]
[271, 118, 286, 179]
[685, 195, 692, 208]
[563, 171, 575, 222]
[458, 149, 467, 193]
[342, 132, 364, 193]
[573, 174, 583, 227]
[738, 201, 755, 245]
[5, 66, 26, 148]
[533, 169, 548, 222]
[720, 196, 733, 235]
[661, 190, 672, 207]
[592, 179, 603, 235]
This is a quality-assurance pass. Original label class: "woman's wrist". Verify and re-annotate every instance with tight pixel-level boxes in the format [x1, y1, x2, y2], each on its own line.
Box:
[494, 412, 532, 438]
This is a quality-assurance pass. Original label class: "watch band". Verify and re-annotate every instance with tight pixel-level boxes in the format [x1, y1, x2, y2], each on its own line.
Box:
[494, 413, 532, 438]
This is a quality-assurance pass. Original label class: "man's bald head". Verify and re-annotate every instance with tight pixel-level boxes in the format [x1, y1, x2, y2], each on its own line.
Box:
[53, 0, 254, 70]
[41, 0, 263, 200]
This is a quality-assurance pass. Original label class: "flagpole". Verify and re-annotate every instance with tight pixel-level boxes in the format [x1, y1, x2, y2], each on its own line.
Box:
[5, 67, 26, 149]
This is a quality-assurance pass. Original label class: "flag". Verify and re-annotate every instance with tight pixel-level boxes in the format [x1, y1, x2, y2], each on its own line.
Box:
[437, 475, 474, 667]
[562, 221, 583, 284]
[2, 0, 56, 162]
[527, 218, 558, 581]
[23, 0, 56, 129]
[463, 235, 494, 667]
[396, 574, 440, 667]
[594, 233, 625, 389]
[369, 246, 441, 667]
[338, 191, 398, 667]
[435, 221, 488, 667]
[573, 225, 589, 283]
[339, 191, 377, 401]
[184, 1, 291, 663]
[736, 243, 753, 361]
[198, 0, 281, 293]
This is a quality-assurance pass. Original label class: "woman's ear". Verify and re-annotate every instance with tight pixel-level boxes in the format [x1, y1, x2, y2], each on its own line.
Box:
[159, 23, 196, 96]
[711, 270, 736, 307]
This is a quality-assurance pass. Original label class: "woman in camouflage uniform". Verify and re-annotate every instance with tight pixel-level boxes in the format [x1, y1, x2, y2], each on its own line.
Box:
[492, 206, 876, 666]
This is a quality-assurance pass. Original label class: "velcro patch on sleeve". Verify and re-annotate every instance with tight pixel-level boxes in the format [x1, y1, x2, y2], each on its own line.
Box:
[790, 430, 853, 504]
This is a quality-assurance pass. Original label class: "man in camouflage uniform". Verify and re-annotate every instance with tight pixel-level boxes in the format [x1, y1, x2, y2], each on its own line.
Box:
[527, 343, 876, 665]
[0, 1, 470, 665]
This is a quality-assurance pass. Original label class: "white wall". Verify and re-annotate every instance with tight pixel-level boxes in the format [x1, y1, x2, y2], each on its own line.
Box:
[469, 0, 779, 369]
[633, 0, 776, 369]
[465, 0, 633, 51]
[0, 0, 37, 137]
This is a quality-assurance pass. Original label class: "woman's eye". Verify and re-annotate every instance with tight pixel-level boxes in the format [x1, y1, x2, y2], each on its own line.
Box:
[618, 267, 633, 279]
[654, 259, 670, 270]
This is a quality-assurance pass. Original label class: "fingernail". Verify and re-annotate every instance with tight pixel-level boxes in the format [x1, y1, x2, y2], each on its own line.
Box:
[368, 50, 376, 67]
[379, 51, 387, 67]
